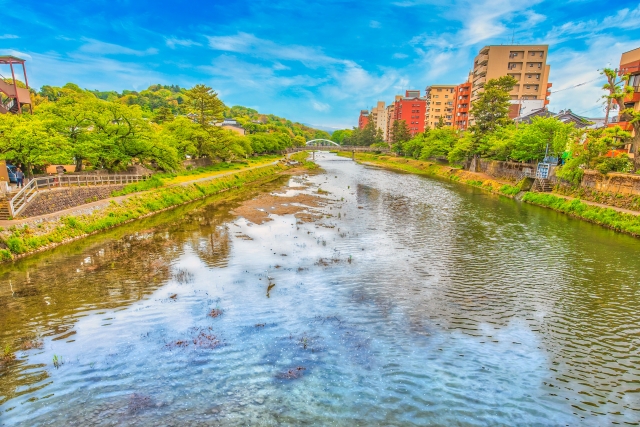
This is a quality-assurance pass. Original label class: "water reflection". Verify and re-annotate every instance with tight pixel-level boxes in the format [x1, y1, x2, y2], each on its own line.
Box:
[1, 154, 639, 425]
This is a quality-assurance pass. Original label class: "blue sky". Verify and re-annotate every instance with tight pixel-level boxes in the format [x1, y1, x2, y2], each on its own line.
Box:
[1, 0, 639, 129]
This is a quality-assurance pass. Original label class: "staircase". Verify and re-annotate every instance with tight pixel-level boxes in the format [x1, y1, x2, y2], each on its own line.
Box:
[0, 200, 10, 220]
[532, 178, 552, 192]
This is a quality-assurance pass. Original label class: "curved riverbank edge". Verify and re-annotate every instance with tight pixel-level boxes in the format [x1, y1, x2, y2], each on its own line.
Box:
[339, 152, 640, 238]
[0, 158, 312, 262]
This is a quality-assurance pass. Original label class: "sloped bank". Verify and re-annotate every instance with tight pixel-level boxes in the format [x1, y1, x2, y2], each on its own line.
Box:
[0, 159, 310, 262]
[340, 152, 640, 238]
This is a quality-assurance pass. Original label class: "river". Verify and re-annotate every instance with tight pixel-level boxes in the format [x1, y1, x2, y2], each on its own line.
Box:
[1, 152, 639, 426]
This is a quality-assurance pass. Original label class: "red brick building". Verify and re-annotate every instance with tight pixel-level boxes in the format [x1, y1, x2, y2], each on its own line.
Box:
[452, 82, 471, 130]
[358, 110, 369, 129]
[394, 90, 427, 136]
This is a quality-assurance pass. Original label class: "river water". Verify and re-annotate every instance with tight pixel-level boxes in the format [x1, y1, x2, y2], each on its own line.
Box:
[1, 152, 639, 426]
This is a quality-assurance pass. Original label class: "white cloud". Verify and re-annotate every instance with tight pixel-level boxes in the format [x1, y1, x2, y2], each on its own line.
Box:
[78, 38, 158, 56]
[207, 32, 339, 66]
[370, 20, 381, 29]
[0, 34, 19, 39]
[0, 49, 32, 60]
[393, 53, 409, 59]
[165, 37, 202, 49]
[547, 36, 640, 114]
[543, 4, 640, 44]
[311, 100, 330, 112]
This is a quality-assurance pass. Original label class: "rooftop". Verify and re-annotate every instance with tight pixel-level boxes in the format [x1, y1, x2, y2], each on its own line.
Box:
[0, 56, 26, 64]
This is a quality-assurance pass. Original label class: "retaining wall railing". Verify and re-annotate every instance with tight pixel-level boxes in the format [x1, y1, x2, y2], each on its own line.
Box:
[9, 174, 148, 218]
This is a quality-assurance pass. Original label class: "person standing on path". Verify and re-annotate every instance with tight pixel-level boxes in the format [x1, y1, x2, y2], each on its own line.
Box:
[16, 168, 24, 188]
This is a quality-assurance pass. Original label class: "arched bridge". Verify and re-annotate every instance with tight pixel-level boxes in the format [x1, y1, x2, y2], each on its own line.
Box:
[306, 139, 340, 147]
[289, 143, 390, 153]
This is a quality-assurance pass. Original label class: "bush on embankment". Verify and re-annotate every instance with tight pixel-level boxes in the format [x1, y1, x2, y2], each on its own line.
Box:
[0, 164, 288, 261]
[521, 192, 640, 236]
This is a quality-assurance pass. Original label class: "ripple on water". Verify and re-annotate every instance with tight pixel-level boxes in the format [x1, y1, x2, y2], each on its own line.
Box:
[1, 152, 640, 425]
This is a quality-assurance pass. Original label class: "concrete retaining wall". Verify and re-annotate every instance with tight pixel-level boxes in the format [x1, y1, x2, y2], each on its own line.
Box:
[19, 185, 125, 218]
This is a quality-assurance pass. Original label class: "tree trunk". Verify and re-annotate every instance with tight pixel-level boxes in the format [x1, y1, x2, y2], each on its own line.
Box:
[75, 156, 83, 172]
[631, 123, 640, 172]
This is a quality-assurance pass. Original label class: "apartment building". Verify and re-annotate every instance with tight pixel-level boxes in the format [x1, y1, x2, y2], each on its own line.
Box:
[425, 85, 456, 129]
[370, 101, 386, 136]
[611, 47, 640, 157]
[452, 80, 472, 130]
[619, 47, 640, 119]
[385, 99, 398, 142]
[471, 45, 552, 118]
[358, 110, 369, 129]
[394, 90, 427, 136]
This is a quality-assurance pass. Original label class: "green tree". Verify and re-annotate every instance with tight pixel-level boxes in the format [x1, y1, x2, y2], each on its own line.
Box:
[509, 117, 574, 162]
[420, 128, 459, 160]
[153, 106, 174, 124]
[458, 75, 517, 169]
[0, 114, 70, 177]
[36, 87, 98, 171]
[185, 84, 225, 128]
[391, 120, 411, 146]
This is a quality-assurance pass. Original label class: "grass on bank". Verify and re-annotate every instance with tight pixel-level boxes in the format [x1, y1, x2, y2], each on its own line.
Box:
[289, 151, 319, 169]
[522, 192, 640, 236]
[113, 154, 282, 196]
[0, 164, 288, 261]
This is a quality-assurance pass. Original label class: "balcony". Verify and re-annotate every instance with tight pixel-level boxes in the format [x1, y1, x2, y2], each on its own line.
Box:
[475, 54, 488, 65]
[473, 74, 486, 85]
[624, 86, 640, 103]
[474, 65, 487, 76]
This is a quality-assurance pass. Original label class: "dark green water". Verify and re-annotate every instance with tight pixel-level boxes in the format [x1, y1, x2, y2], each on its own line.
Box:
[1, 152, 639, 426]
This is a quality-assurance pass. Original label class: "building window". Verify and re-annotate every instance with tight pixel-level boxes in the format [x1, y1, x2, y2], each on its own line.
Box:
[445, 95, 449, 98]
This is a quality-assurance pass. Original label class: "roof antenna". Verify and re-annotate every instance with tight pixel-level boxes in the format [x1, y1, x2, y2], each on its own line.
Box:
[511, 27, 515, 44]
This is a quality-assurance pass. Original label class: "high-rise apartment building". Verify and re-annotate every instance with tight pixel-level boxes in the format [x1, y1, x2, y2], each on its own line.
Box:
[370, 101, 386, 135]
[385, 99, 399, 142]
[425, 85, 456, 129]
[452, 80, 471, 130]
[358, 110, 369, 129]
[394, 90, 427, 136]
[471, 45, 551, 118]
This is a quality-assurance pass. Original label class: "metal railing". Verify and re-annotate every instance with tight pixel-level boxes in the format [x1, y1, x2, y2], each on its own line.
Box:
[9, 174, 148, 218]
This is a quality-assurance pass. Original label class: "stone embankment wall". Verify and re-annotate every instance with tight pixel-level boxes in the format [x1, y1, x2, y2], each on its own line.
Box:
[581, 171, 640, 195]
[477, 160, 640, 211]
[19, 185, 125, 218]
[477, 160, 538, 181]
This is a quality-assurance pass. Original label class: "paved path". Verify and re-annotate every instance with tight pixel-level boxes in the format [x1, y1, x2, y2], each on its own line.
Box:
[0, 160, 282, 227]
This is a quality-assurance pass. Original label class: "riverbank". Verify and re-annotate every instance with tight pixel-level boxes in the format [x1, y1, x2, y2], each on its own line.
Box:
[339, 152, 640, 238]
[0, 152, 314, 262]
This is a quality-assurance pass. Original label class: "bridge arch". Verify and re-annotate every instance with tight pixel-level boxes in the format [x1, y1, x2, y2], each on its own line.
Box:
[305, 139, 340, 147]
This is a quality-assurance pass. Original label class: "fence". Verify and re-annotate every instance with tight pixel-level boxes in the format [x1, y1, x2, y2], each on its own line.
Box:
[9, 174, 148, 218]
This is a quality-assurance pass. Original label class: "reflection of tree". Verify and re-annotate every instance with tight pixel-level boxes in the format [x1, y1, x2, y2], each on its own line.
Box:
[0, 173, 288, 407]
